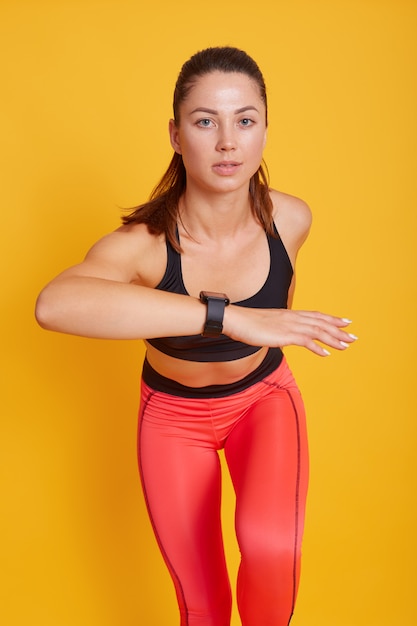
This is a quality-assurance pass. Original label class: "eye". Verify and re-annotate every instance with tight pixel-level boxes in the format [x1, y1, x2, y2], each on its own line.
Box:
[196, 118, 214, 127]
[239, 118, 254, 127]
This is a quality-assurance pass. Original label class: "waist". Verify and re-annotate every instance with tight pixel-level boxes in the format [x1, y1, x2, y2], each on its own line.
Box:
[145, 342, 269, 387]
[142, 347, 284, 398]
[146, 333, 262, 362]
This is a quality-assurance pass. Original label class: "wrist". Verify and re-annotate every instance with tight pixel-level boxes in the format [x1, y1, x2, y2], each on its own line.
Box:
[199, 291, 230, 337]
[221, 303, 241, 340]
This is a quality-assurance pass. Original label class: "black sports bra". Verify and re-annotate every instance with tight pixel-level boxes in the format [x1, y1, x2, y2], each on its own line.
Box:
[146, 223, 293, 362]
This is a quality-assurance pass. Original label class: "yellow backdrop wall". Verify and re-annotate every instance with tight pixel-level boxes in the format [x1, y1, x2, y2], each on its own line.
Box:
[1, 1, 416, 625]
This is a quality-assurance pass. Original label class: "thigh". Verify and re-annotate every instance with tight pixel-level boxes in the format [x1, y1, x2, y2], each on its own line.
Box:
[224, 384, 309, 564]
[138, 388, 231, 624]
[224, 385, 309, 625]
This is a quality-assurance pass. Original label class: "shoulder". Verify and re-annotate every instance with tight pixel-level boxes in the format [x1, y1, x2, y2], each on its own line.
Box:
[270, 188, 312, 251]
[270, 189, 312, 231]
[78, 222, 167, 286]
[86, 222, 160, 260]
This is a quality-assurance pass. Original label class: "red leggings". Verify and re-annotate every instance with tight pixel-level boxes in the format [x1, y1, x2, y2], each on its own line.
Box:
[137, 358, 309, 626]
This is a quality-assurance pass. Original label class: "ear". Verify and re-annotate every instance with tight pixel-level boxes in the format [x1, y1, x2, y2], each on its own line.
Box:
[263, 127, 268, 149]
[169, 119, 182, 154]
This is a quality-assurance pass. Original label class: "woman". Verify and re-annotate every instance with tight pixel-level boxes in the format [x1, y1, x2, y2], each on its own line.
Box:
[36, 47, 356, 626]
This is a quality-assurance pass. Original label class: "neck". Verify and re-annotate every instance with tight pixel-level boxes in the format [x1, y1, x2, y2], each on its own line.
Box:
[179, 185, 254, 239]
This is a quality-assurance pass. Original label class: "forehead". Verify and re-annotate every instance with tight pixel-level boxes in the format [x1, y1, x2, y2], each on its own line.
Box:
[182, 71, 264, 109]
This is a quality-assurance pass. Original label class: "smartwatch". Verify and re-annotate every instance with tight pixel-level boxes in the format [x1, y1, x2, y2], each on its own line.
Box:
[199, 291, 230, 338]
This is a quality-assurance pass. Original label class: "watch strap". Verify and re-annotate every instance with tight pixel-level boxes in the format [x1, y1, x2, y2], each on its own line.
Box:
[199, 292, 230, 338]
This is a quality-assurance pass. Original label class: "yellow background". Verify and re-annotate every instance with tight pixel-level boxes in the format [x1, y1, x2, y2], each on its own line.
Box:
[1, 1, 416, 624]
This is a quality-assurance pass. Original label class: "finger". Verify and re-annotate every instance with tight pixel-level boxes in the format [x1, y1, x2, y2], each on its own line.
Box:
[293, 314, 358, 345]
[305, 340, 332, 357]
[301, 336, 350, 357]
[294, 321, 357, 352]
[296, 310, 354, 328]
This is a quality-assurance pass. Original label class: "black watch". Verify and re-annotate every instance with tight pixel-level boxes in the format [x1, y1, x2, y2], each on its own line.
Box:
[199, 291, 230, 338]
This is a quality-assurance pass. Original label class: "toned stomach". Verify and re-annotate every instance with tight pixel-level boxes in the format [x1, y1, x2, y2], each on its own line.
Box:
[144, 341, 270, 388]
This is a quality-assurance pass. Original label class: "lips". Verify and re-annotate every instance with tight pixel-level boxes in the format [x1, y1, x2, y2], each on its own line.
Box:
[212, 161, 242, 175]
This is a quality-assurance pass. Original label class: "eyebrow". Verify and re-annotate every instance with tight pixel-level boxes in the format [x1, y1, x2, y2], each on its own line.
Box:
[189, 105, 260, 115]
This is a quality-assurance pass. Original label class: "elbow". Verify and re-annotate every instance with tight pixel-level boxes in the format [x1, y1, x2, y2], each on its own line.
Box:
[35, 288, 59, 330]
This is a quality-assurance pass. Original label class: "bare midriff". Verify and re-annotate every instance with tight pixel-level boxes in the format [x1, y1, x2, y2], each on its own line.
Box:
[144, 342, 270, 388]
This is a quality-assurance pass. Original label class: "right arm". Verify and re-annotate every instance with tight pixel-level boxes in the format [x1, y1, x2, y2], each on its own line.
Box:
[35, 224, 355, 354]
[35, 225, 207, 340]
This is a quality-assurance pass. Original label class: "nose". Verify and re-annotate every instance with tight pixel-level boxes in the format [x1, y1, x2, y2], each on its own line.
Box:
[216, 125, 236, 152]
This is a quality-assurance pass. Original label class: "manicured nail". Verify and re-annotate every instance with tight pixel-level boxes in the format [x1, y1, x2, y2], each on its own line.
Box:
[340, 341, 349, 348]
[348, 333, 358, 340]
[323, 349, 331, 356]
[342, 318, 353, 324]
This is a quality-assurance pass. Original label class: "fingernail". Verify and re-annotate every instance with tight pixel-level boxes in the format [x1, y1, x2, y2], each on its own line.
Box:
[323, 349, 331, 356]
[342, 318, 353, 324]
[348, 333, 358, 340]
[340, 341, 349, 348]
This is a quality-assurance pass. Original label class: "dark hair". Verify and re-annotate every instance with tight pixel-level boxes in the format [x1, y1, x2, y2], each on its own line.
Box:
[173, 46, 268, 125]
[122, 46, 273, 251]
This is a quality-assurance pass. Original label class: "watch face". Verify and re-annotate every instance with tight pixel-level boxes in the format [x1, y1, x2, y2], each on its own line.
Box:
[199, 291, 230, 304]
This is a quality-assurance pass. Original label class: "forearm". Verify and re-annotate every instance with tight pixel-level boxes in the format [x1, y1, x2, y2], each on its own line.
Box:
[35, 276, 206, 340]
[35, 275, 357, 355]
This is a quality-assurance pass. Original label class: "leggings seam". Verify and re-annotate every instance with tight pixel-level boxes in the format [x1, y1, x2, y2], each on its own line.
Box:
[261, 380, 301, 623]
[285, 388, 301, 621]
[138, 390, 189, 626]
